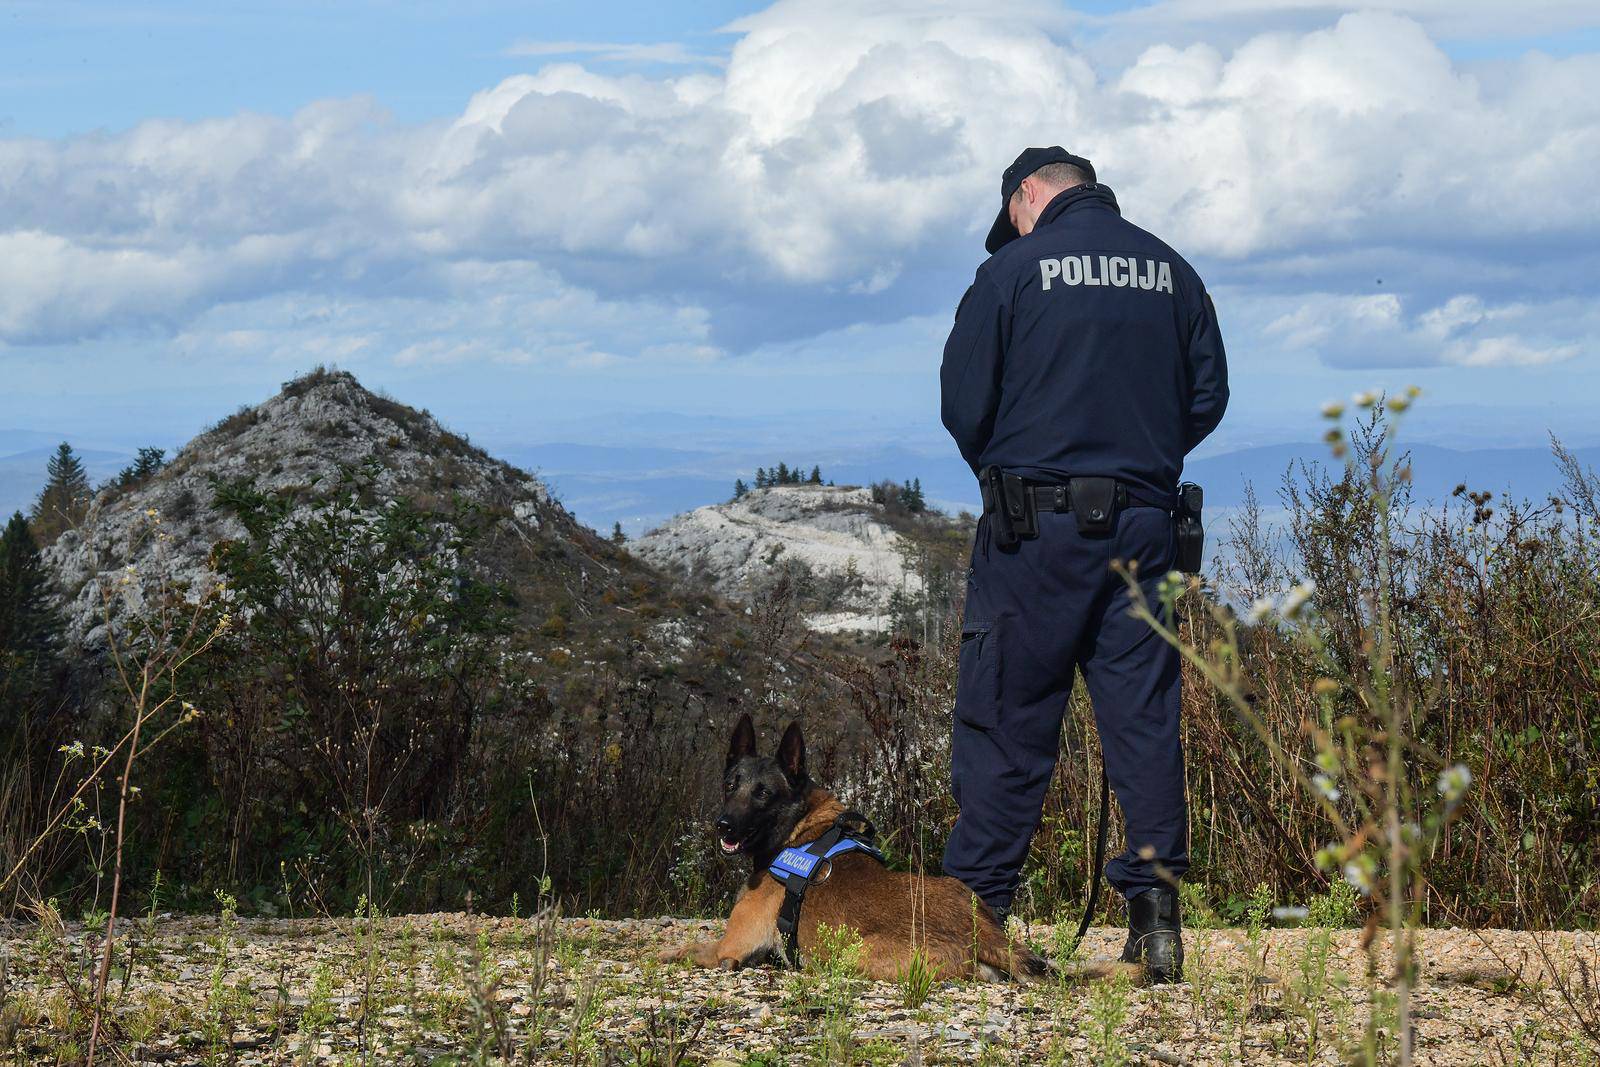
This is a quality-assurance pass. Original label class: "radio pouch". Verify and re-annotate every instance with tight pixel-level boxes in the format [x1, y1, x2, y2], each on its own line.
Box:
[980, 466, 1019, 548]
[1175, 481, 1204, 574]
[1068, 476, 1119, 536]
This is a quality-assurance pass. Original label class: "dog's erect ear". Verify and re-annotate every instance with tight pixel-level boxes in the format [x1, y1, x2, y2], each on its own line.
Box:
[726, 713, 757, 772]
[776, 721, 806, 782]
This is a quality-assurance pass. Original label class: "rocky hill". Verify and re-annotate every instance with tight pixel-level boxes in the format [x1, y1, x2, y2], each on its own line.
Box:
[40, 370, 735, 684]
[632, 484, 969, 635]
[45, 371, 538, 644]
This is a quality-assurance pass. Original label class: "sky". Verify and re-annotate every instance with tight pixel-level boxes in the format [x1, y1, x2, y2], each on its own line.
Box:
[2, 0, 1599, 528]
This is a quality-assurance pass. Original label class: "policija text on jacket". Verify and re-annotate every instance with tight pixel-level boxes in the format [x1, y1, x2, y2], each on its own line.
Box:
[939, 182, 1227, 504]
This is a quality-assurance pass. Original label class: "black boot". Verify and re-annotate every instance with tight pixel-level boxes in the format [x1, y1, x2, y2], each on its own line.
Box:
[1120, 887, 1183, 983]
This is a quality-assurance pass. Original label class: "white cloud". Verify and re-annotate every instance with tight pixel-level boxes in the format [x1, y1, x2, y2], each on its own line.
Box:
[152, 259, 725, 373]
[504, 40, 724, 67]
[0, 231, 211, 342]
[1259, 291, 1590, 367]
[0, 0, 1595, 373]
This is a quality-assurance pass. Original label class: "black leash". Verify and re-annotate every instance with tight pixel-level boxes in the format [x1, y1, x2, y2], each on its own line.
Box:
[1074, 765, 1110, 948]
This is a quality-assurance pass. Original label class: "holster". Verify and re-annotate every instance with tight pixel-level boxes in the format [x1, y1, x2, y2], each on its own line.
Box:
[1175, 481, 1204, 574]
[979, 465, 1036, 547]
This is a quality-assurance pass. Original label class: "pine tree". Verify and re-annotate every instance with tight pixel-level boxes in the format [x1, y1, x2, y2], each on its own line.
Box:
[0, 511, 62, 670]
[733, 478, 748, 500]
[896, 477, 927, 514]
[30, 442, 91, 543]
[611, 521, 626, 545]
[809, 465, 822, 485]
[755, 467, 769, 489]
[116, 446, 167, 489]
[775, 462, 790, 484]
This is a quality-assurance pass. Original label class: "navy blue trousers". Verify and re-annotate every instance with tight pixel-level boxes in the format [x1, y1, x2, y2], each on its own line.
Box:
[941, 505, 1187, 911]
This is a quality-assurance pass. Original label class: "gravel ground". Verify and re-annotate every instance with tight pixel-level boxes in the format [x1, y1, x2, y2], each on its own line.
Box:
[2, 912, 1595, 1064]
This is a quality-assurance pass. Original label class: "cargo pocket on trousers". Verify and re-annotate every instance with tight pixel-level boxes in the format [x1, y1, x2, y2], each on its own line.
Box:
[954, 622, 1000, 730]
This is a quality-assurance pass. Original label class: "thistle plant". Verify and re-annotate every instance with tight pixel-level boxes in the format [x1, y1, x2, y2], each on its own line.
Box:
[1120, 387, 1473, 1067]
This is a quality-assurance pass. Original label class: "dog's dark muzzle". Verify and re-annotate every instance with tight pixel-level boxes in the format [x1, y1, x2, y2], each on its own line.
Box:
[715, 816, 749, 855]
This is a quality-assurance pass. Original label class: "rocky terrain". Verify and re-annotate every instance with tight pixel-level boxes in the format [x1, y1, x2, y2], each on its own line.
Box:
[634, 484, 965, 634]
[40, 371, 723, 658]
[39, 371, 967, 653]
[2, 912, 1593, 1064]
[44, 370, 557, 648]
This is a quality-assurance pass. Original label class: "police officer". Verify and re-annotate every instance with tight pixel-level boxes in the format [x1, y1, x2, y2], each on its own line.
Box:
[939, 147, 1228, 982]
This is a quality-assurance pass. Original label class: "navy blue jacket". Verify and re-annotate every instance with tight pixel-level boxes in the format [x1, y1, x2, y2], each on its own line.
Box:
[940, 183, 1228, 504]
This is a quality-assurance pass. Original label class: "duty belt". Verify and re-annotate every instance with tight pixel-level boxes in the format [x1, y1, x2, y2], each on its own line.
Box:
[980, 466, 1171, 548]
[1026, 482, 1134, 514]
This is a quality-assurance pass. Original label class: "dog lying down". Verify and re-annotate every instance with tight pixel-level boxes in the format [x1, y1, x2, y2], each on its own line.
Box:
[658, 715, 1136, 983]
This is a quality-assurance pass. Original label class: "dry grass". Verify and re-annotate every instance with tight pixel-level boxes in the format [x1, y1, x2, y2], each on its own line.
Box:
[0, 912, 1594, 1065]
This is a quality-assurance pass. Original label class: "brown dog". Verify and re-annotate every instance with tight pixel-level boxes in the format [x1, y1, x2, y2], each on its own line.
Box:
[658, 715, 1051, 982]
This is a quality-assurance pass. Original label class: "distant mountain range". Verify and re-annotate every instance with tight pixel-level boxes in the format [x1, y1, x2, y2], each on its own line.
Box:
[502, 439, 1599, 537]
[1184, 440, 1598, 508]
[6, 424, 1594, 541]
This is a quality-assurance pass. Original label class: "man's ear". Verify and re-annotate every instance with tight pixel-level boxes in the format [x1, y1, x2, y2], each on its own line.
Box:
[726, 713, 757, 772]
[776, 721, 806, 783]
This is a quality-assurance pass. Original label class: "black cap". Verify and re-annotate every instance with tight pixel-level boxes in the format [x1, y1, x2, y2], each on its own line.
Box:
[985, 146, 1097, 254]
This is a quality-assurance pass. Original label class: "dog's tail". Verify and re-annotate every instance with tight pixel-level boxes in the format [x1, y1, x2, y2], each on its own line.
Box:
[974, 921, 1050, 982]
[975, 922, 1141, 984]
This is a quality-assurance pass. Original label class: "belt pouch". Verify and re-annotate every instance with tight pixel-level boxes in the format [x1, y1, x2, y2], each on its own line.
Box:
[980, 465, 1019, 547]
[1068, 476, 1118, 535]
[1175, 481, 1204, 573]
[1000, 472, 1037, 539]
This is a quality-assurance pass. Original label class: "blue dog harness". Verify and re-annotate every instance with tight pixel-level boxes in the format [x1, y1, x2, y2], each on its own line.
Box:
[767, 813, 885, 968]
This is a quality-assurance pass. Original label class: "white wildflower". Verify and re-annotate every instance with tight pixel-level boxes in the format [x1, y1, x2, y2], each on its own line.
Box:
[1437, 764, 1472, 804]
[1342, 860, 1374, 896]
[1280, 581, 1316, 619]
